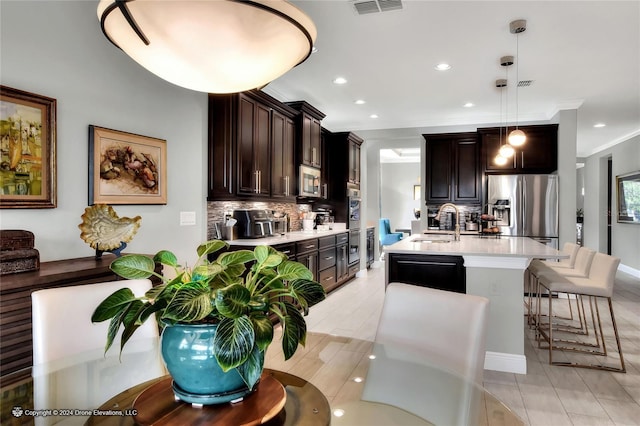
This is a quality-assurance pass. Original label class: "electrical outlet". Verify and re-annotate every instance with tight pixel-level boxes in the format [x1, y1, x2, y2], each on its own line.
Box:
[180, 211, 196, 226]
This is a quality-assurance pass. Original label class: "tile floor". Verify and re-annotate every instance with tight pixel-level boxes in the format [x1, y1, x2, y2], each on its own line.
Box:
[293, 262, 640, 426]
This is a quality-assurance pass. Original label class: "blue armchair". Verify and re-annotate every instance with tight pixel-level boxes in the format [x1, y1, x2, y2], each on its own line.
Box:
[379, 218, 403, 246]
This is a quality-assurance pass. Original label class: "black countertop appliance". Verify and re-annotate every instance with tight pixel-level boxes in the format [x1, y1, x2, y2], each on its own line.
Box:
[233, 209, 274, 238]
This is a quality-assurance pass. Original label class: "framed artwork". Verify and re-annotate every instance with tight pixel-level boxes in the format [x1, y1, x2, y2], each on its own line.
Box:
[0, 86, 57, 208]
[89, 126, 167, 205]
[616, 170, 640, 224]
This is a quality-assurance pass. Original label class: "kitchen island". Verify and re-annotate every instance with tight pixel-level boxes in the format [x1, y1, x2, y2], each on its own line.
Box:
[383, 234, 567, 375]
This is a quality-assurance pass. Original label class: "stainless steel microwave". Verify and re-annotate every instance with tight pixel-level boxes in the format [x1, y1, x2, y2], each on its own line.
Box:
[299, 165, 321, 197]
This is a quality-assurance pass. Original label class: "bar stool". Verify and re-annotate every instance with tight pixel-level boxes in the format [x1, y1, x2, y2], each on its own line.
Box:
[536, 252, 625, 372]
[526, 244, 589, 329]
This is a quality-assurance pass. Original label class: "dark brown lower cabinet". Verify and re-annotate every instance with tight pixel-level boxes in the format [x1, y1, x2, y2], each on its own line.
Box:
[386, 253, 466, 293]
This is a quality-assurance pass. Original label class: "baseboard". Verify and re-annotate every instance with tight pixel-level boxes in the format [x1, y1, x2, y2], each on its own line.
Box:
[619, 264, 640, 279]
[484, 351, 527, 374]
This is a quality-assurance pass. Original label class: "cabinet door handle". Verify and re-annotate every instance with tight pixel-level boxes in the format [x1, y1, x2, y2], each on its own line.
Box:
[285, 176, 289, 196]
[281, 250, 291, 255]
[324, 276, 334, 281]
[259, 170, 262, 193]
[312, 147, 317, 166]
[321, 183, 327, 199]
[254, 170, 259, 193]
[324, 256, 334, 260]
[305, 244, 315, 249]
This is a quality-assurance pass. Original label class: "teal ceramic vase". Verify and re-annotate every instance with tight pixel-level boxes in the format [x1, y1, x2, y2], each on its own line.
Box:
[160, 323, 261, 405]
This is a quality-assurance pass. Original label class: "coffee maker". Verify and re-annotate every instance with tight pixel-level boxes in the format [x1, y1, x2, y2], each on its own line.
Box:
[427, 208, 440, 230]
[313, 208, 333, 228]
[233, 209, 274, 238]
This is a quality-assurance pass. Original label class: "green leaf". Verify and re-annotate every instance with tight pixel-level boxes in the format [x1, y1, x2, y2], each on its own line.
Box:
[254, 246, 269, 264]
[162, 282, 213, 322]
[281, 302, 306, 360]
[110, 255, 157, 279]
[290, 279, 326, 308]
[218, 250, 255, 267]
[222, 263, 246, 279]
[196, 240, 228, 258]
[104, 306, 129, 354]
[214, 316, 255, 371]
[120, 300, 146, 350]
[192, 262, 224, 279]
[153, 250, 178, 267]
[91, 288, 137, 322]
[250, 313, 274, 351]
[277, 260, 313, 281]
[235, 344, 264, 390]
[215, 284, 251, 319]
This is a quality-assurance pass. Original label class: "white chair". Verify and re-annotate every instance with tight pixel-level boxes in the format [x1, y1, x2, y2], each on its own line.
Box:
[360, 283, 490, 425]
[536, 252, 625, 372]
[31, 279, 166, 425]
[528, 247, 596, 331]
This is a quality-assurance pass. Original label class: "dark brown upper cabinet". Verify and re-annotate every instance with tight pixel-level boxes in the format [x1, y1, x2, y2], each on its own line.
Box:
[286, 101, 326, 170]
[207, 90, 297, 201]
[423, 132, 481, 205]
[479, 124, 558, 174]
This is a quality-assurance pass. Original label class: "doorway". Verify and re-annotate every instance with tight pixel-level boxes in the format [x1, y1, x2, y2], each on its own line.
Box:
[379, 148, 421, 235]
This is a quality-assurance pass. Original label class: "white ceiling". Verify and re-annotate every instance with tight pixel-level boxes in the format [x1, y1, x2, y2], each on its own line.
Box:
[263, 0, 640, 158]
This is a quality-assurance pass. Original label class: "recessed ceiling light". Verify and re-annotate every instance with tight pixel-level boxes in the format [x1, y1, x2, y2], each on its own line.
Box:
[594, 123, 606, 128]
[354, 99, 366, 105]
[333, 77, 347, 85]
[435, 63, 451, 71]
[370, 114, 378, 119]
[463, 102, 474, 108]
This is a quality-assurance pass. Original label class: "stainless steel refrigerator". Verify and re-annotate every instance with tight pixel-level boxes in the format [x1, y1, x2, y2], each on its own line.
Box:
[486, 175, 559, 248]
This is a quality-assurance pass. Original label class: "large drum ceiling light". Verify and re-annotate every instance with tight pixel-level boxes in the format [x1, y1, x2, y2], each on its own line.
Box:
[98, 0, 317, 93]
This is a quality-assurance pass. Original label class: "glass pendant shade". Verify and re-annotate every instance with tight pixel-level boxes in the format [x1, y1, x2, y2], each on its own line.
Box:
[499, 143, 515, 158]
[494, 154, 508, 166]
[508, 129, 527, 147]
[98, 0, 317, 94]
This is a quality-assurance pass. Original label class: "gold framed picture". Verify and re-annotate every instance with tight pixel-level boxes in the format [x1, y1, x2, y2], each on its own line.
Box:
[89, 126, 167, 205]
[0, 85, 57, 208]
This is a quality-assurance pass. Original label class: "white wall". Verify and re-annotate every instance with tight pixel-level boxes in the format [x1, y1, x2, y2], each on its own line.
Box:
[1, 1, 208, 264]
[556, 110, 578, 247]
[584, 136, 640, 274]
[380, 162, 420, 232]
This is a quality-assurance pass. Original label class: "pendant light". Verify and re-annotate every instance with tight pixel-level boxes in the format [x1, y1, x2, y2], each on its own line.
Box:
[495, 78, 513, 162]
[508, 20, 527, 147]
[498, 56, 515, 159]
[97, 0, 317, 94]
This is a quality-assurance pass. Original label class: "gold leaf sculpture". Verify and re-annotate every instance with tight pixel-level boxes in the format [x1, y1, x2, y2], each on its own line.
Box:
[78, 204, 141, 251]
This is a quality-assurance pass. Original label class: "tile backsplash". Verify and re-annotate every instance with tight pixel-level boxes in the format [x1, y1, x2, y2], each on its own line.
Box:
[207, 201, 312, 239]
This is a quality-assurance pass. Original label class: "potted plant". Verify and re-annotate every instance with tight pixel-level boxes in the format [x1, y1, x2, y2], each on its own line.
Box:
[92, 240, 326, 404]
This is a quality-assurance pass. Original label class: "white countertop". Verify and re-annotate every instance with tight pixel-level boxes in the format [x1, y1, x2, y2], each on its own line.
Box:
[384, 234, 566, 260]
[226, 229, 350, 246]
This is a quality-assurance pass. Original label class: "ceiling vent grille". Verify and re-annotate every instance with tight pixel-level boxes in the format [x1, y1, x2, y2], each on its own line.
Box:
[518, 80, 534, 87]
[352, 0, 403, 15]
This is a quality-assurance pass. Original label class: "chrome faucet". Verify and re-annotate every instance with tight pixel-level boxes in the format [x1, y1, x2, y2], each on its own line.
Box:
[435, 203, 461, 241]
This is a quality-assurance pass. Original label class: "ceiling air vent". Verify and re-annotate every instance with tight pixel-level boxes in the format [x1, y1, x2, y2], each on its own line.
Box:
[352, 0, 403, 15]
[518, 80, 534, 87]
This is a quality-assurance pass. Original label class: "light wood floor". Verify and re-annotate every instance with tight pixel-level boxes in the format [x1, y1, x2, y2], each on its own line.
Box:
[284, 262, 640, 426]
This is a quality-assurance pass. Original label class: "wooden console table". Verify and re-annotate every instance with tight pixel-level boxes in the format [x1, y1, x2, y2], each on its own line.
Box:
[0, 254, 158, 386]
